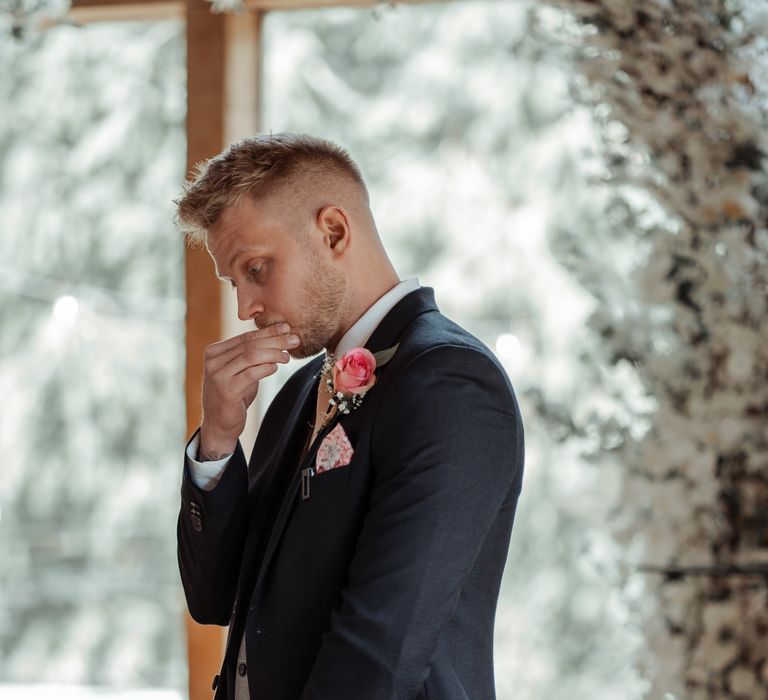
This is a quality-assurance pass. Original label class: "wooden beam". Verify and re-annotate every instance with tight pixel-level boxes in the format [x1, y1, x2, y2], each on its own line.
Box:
[245, 0, 450, 8]
[69, 0, 182, 22]
[223, 11, 263, 143]
[184, 1, 226, 433]
[69, 0, 445, 23]
[183, 4, 263, 700]
[183, 5, 227, 700]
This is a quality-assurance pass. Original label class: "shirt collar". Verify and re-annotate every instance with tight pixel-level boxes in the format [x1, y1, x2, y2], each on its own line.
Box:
[328, 277, 421, 358]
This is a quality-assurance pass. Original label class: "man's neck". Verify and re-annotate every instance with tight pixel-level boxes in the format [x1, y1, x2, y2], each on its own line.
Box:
[327, 274, 401, 354]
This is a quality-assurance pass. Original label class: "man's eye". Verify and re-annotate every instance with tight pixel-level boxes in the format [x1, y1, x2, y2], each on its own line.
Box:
[249, 264, 263, 278]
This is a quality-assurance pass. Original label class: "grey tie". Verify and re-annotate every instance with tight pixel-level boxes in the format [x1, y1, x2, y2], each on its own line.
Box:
[310, 362, 336, 446]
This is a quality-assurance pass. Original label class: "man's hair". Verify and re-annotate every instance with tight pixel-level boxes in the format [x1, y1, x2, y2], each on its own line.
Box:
[173, 132, 369, 247]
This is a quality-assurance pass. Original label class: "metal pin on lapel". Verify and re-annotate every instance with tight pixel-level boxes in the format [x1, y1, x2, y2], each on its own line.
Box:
[301, 467, 315, 500]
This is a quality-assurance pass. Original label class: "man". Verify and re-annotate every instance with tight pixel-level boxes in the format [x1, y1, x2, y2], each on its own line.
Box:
[174, 132, 525, 700]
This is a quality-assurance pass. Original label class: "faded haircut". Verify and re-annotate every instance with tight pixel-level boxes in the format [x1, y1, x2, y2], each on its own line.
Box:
[173, 132, 369, 248]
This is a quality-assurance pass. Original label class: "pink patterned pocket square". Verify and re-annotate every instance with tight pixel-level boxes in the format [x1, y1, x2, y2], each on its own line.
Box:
[316, 423, 354, 473]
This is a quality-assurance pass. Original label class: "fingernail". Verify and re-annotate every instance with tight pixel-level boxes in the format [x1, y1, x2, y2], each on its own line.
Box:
[280, 323, 290, 332]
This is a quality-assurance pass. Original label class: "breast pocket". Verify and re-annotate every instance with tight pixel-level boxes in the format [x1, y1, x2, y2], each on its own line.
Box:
[308, 461, 358, 623]
[306, 461, 351, 505]
[302, 421, 356, 502]
[306, 422, 368, 576]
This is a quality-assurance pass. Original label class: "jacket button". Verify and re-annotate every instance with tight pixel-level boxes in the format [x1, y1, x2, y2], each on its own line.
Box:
[211, 674, 219, 690]
[237, 662, 247, 677]
[190, 513, 203, 532]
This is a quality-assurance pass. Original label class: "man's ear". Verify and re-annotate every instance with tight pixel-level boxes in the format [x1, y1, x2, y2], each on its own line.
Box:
[317, 205, 351, 255]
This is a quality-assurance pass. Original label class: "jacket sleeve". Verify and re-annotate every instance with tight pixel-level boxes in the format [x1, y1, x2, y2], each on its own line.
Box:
[300, 344, 525, 699]
[176, 426, 250, 625]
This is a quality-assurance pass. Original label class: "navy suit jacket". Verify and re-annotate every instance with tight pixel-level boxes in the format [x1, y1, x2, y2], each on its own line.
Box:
[177, 286, 525, 700]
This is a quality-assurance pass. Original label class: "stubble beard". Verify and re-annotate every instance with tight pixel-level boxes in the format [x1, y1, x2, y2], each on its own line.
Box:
[289, 255, 347, 360]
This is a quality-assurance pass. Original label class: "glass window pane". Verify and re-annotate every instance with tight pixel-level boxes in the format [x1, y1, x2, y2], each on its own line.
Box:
[0, 20, 187, 697]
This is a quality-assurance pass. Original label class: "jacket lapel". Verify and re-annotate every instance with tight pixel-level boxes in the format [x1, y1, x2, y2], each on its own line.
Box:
[247, 360, 320, 500]
[227, 360, 317, 604]
[362, 284, 438, 356]
[247, 286, 439, 603]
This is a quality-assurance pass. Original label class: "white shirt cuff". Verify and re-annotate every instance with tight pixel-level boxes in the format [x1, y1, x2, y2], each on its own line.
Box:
[186, 431, 234, 491]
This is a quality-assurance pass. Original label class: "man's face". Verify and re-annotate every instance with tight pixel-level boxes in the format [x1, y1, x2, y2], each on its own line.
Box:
[207, 194, 347, 359]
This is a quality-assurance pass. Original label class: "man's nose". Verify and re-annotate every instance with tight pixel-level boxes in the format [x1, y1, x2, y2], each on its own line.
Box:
[236, 287, 263, 322]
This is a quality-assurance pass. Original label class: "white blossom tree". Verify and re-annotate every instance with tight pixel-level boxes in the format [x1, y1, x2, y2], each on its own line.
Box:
[539, 1, 768, 696]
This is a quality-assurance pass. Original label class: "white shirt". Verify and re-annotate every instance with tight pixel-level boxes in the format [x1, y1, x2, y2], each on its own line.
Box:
[186, 277, 421, 490]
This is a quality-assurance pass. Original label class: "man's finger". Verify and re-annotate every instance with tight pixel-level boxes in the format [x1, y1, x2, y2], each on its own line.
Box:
[225, 348, 290, 379]
[230, 362, 279, 397]
[207, 332, 298, 372]
[240, 323, 292, 344]
[240, 330, 299, 353]
[204, 323, 291, 360]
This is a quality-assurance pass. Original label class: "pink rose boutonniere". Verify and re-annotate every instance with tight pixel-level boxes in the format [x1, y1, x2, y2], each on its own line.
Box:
[318, 342, 399, 422]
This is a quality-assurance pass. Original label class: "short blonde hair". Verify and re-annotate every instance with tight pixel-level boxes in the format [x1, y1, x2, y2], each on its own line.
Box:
[173, 131, 369, 247]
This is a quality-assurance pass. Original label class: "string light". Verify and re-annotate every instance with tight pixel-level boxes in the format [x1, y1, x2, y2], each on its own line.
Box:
[52, 294, 79, 326]
[0, 267, 185, 323]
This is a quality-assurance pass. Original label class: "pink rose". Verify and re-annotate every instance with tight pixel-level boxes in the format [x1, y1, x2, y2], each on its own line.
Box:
[333, 348, 377, 395]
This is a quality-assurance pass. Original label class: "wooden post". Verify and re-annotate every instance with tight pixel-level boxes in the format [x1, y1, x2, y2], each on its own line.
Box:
[183, 4, 227, 700]
[184, 3, 262, 699]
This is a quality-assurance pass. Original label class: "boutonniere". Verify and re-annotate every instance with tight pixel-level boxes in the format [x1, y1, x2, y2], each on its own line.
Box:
[317, 342, 399, 425]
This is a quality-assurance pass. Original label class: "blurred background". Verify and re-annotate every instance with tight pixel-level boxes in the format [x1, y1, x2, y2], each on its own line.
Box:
[1, 1, 766, 699]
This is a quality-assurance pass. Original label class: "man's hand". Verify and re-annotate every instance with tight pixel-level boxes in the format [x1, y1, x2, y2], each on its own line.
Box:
[199, 323, 300, 459]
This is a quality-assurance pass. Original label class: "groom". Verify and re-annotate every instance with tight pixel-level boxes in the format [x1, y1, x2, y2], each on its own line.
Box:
[174, 132, 525, 700]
